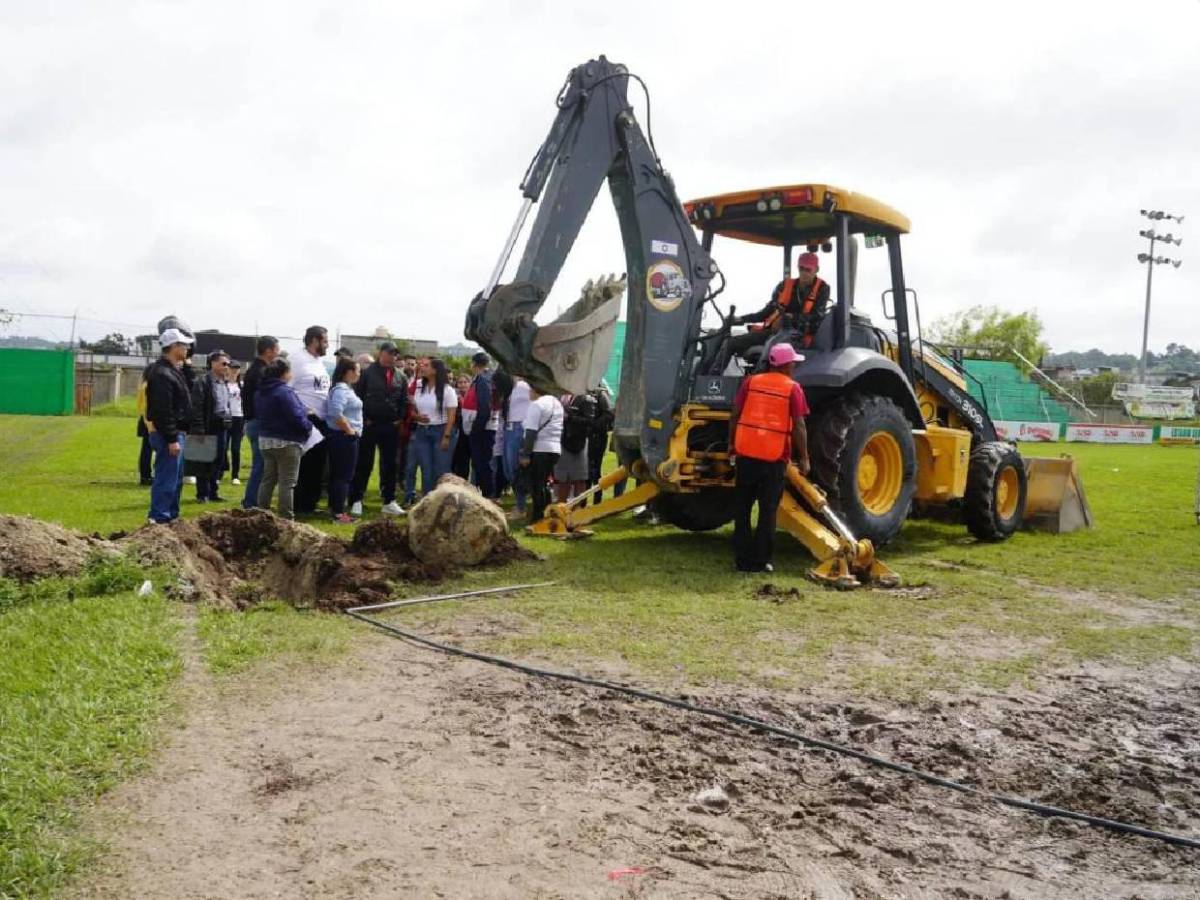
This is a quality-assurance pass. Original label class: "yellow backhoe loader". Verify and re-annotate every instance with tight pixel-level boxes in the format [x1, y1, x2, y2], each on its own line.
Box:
[465, 57, 1090, 587]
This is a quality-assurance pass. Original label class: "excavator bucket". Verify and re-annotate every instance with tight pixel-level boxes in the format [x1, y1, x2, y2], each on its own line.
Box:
[530, 275, 625, 396]
[1022, 455, 1092, 533]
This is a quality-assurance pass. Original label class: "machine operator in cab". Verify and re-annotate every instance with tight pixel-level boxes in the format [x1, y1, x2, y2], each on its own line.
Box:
[728, 344, 810, 573]
[727, 252, 830, 359]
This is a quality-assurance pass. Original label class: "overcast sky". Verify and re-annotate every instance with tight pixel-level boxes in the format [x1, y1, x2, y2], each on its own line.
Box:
[1, 0, 1197, 355]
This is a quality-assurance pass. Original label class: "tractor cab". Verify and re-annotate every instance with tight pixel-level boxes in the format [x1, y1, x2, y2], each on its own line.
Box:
[684, 183, 917, 381]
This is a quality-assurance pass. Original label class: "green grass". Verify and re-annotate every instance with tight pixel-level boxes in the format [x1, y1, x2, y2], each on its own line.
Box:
[89, 396, 139, 418]
[197, 601, 356, 676]
[0, 413, 1197, 699]
[0, 557, 181, 898]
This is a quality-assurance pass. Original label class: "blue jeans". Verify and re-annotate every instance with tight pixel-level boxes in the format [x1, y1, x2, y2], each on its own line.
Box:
[326, 431, 360, 516]
[501, 424, 527, 512]
[409, 425, 456, 501]
[242, 420, 263, 508]
[148, 432, 185, 523]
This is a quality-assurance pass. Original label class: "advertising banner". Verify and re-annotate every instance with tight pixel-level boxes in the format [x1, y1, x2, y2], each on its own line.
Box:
[1160, 426, 1200, 445]
[994, 421, 1063, 442]
[1065, 424, 1154, 444]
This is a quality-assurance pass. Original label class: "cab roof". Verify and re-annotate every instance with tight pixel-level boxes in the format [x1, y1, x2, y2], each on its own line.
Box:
[683, 183, 910, 247]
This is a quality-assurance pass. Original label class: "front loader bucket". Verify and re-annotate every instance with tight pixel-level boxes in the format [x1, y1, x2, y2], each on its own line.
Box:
[530, 275, 625, 396]
[1022, 455, 1092, 533]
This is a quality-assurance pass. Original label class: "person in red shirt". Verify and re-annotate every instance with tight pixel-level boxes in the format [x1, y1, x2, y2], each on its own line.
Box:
[728, 343, 811, 573]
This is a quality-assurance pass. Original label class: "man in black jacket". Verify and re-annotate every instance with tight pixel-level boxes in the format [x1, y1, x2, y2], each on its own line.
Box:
[349, 341, 408, 516]
[240, 335, 279, 509]
[468, 351, 495, 497]
[145, 328, 195, 523]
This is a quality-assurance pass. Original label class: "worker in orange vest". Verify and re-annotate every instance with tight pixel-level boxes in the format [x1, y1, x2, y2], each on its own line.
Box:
[727, 252, 830, 359]
[728, 343, 811, 573]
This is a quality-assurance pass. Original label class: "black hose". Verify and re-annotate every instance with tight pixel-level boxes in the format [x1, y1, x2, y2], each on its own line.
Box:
[346, 609, 1200, 851]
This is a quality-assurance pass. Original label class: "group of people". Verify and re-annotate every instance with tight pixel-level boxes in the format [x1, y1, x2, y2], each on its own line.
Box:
[138, 322, 621, 527]
[141, 251, 816, 573]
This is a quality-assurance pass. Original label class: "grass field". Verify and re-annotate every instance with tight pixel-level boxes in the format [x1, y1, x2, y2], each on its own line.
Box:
[0, 557, 180, 897]
[1, 412, 1198, 896]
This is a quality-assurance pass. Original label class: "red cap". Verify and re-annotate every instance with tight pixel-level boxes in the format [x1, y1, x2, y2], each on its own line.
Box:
[797, 252, 819, 272]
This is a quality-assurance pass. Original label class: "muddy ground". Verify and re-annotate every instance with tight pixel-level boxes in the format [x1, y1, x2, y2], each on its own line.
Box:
[75, 613, 1199, 899]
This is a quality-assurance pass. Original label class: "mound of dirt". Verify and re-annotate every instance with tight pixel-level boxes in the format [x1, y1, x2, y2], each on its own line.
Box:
[0, 515, 115, 582]
[408, 478, 508, 567]
[4, 506, 540, 609]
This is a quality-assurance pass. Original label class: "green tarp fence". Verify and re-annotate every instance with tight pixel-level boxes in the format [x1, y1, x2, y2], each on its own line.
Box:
[0, 349, 75, 415]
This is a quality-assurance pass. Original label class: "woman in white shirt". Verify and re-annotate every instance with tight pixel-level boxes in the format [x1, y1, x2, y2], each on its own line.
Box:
[518, 383, 563, 523]
[225, 362, 245, 485]
[410, 358, 459, 496]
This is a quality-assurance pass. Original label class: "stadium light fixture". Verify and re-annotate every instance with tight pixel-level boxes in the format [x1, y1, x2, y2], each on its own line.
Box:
[1136, 209, 1186, 382]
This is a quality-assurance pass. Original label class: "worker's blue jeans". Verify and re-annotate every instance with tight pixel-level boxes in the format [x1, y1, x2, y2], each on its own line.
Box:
[242, 420, 263, 509]
[148, 432, 185, 523]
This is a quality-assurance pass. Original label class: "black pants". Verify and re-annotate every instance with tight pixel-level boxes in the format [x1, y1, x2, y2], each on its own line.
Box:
[139, 432, 153, 482]
[528, 451, 559, 522]
[452, 427, 472, 478]
[469, 429, 495, 497]
[226, 416, 245, 479]
[727, 328, 772, 359]
[327, 432, 360, 515]
[733, 457, 787, 571]
[350, 420, 398, 504]
[587, 432, 608, 504]
[294, 439, 327, 514]
[197, 427, 229, 501]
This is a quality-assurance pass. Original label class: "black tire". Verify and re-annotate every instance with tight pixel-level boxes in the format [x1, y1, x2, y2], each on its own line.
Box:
[809, 393, 917, 547]
[964, 441, 1027, 541]
[652, 489, 736, 532]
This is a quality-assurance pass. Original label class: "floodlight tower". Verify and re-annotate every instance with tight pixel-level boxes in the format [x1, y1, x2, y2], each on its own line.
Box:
[1137, 209, 1184, 383]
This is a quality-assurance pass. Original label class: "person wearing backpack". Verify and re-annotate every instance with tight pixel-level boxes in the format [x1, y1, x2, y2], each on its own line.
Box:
[586, 385, 614, 505]
[554, 392, 596, 502]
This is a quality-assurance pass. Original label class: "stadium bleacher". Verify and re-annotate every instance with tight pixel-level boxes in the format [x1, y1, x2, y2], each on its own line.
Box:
[961, 359, 1072, 423]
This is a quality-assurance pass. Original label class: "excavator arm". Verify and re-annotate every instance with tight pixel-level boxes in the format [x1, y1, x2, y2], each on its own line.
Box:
[464, 56, 718, 474]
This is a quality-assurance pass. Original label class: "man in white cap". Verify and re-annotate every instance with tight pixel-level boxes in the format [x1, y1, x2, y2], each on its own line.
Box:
[727, 343, 811, 572]
[144, 327, 195, 523]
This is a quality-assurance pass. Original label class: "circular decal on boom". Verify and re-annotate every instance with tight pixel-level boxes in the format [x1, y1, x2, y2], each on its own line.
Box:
[646, 260, 691, 313]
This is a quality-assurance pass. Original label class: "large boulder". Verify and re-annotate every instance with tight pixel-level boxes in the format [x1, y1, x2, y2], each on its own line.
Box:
[407, 479, 508, 567]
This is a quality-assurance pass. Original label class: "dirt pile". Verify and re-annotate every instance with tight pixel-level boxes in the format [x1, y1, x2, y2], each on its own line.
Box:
[0, 506, 539, 608]
[0, 515, 116, 582]
[116, 508, 539, 610]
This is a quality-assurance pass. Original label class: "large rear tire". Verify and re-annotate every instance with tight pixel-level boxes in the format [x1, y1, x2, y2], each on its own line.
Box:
[964, 442, 1027, 541]
[652, 489, 736, 532]
[809, 393, 916, 547]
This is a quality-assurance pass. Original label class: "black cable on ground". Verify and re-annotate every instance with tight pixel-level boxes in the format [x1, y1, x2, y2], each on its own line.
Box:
[346, 609, 1200, 851]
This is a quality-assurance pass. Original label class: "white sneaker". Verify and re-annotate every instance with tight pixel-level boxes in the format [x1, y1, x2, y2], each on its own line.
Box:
[184, 476, 197, 485]
[381, 501, 405, 516]
[350, 501, 364, 517]
[231, 478, 241, 485]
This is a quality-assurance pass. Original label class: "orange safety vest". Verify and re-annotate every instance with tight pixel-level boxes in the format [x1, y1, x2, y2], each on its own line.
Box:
[757, 276, 825, 346]
[734, 371, 795, 462]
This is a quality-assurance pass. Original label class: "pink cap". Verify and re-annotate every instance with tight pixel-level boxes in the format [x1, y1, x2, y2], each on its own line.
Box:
[797, 252, 819, 272]
[768, 344, 804, 366]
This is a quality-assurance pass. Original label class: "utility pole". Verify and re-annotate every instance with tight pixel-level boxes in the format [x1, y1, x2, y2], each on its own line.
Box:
[1137, 209, 1184, 383]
